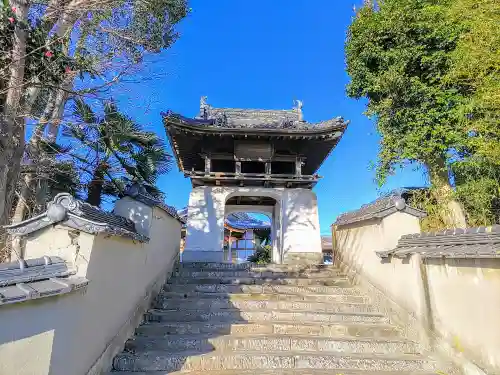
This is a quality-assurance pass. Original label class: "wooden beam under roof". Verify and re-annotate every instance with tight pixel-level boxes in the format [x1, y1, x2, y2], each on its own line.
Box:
[201, 152, 306, 163]
[186, 171, 321, 180]
[191, 179, 317, 188]
[188, 172, 320, 189]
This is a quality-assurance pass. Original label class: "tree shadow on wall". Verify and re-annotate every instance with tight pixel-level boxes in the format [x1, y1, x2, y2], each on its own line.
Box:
[180, 187, 222, 260]
[281, 196, 320, 261]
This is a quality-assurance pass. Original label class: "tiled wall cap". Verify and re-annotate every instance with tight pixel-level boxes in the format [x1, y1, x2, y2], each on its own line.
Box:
[394, 198, 406, 211]
[46, 203, 67, 222]
[4, 193, 148, 242]
[385, 225, 500, 260]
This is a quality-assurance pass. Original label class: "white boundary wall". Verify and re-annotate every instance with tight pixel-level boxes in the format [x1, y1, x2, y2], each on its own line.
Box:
[0, 197, 182, 375]
[334, 212, 500, 374]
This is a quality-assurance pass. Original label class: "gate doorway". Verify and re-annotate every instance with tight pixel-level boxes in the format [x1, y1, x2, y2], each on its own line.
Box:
[224, 195, 278, 263]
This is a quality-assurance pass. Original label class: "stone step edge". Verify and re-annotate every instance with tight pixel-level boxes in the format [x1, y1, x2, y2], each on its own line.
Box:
[167, 277, 349, 283]
[105, 370, 443, 375]
[158, 293, 370, 303]
[166, 280, 352, 287]
[115, 349, 434, 361]
[173, 268, 342, 273]
[155, 298, 373, 307]
[171, 275, 347, 280]
[124, 341, 423, 357]
[173, 271, 342, 276]
[127, 332, 417, 344]
[163, 283, 358, 289]
[159, 291, 366, 297]
[162, 284, 361, 295]
[146, 308, 385, 317]
[177, 262, 335, 268]
[175, 265, 340, 270]
[112, 351, 453, 373]
[138, 320, 398, 329]
[136, 320, 400, 335]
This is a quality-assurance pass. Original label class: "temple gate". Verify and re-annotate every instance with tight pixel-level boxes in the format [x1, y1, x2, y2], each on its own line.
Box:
[163, 97, 347, 263]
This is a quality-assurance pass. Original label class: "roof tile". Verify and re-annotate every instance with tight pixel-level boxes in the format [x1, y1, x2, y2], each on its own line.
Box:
[334, 188, 427, 226]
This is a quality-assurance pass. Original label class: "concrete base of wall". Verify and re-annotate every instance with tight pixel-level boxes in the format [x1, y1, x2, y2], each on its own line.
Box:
[181, 250, 225, 263]
[283, 252, 323, 265]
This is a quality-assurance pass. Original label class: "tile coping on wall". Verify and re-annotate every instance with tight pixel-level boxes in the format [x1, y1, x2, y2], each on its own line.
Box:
[4, 193, 149, 242]
[377, 225, 500, 259]
[4, 184, 185, 243]
[334, 189, 427, 227]
[0, 256, 88, 306]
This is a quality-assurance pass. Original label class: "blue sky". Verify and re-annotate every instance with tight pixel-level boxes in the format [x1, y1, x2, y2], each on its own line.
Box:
[112, 0, 427, 234]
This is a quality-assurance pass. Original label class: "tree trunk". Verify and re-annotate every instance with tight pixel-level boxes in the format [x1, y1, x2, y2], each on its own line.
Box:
[52, 0, 87, 37]
[10, 174, 34, 259]
[86, 164, 107, 207]
[427, 157, 467, 228]
[0, 0, 79, 219]
[10, 92, 58, 229]
[0, 0, 83, 256]
[0, 0, 30, 256]
[13, 72, 72, 216]
[46, 77, 73, 142]
[34, 80, 73, 209]
[11, 175, 33, 224]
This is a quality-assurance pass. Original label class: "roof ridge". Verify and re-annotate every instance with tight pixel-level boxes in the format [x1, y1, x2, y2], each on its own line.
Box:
[210, 107, 297, 112]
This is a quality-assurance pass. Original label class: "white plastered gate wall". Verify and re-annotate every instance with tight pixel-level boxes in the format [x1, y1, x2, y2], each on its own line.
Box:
[183, 186, 322, 263]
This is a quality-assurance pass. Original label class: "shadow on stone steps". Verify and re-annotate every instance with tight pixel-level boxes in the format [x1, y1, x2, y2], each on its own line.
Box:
[109, 262, 450, 374]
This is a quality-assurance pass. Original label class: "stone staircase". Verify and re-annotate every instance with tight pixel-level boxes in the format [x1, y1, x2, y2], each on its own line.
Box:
[108, 262, 458, 374]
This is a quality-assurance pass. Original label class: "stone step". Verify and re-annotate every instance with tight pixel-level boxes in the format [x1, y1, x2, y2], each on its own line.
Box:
[177, 262, 333, 271]
[135, 321, 402, 339]
[173, 269, 343, 279]
[163, 283, 361, 295]
[158, 291, 369, 304]
[106, 370, 446, 375]
[153, 298, 376, 314]
[144, 309, 390, 324]
[167, 276, 349, 286]
[112, 350, 444, 372]
[124, 333, 421, 354]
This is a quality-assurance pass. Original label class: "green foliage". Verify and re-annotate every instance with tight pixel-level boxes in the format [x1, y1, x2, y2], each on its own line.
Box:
[452, 159, 500, 226]
[56, 98, 172, 206]
[409, 167, 500, 229]
[346, 0, 500, 226]
[0, 7, 77, 112]
[346, 0, 467, 185]
[446, 0, 500, 166]
[445, 0, 500, 226]
[248, 244, 271, 265]
[46, 161, 81, 198]
[75, 0, 189, 65]
[408, 188, 448, 231]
